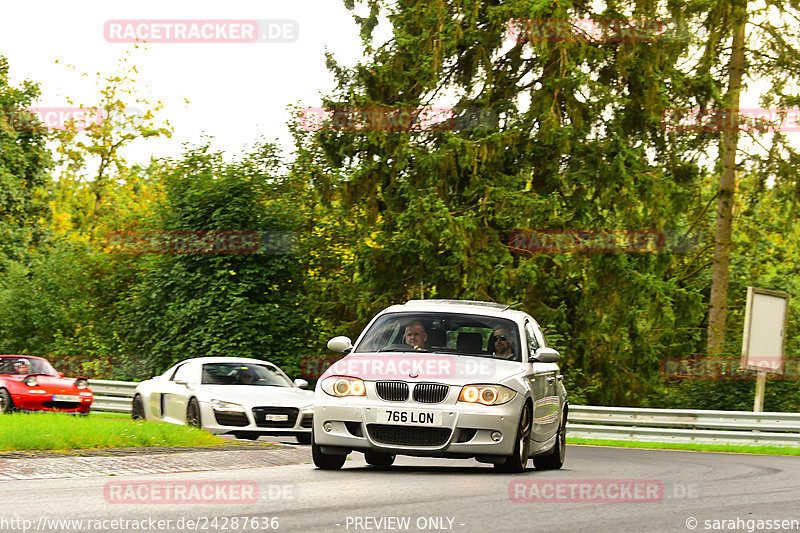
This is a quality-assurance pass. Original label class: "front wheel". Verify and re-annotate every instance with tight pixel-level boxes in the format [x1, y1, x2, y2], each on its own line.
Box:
[311, 430, 346, 470]
[131, 394, 145, 420]
[494, 403, 531, 473]
[364, 451, 395, 468]
[533, 412, 566, 470]
[186, 398, 202, 428]
[0, 389, 14, 414]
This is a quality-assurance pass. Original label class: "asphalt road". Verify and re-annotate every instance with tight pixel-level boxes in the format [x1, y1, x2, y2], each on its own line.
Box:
[1, 445, 799, 533]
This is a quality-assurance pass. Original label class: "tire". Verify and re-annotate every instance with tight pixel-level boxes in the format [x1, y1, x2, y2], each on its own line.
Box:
[364, 451, 395, 468]
[186, 398, 202, 429]
[534, 411, 566, 470]
[296, 433, 312, 445]
[494, 403, 532, 474]
[311, 429, 346, 470]
[131, 394, 145, 420]
[0, 389, 14, 414]
[235, 433, 260, 441]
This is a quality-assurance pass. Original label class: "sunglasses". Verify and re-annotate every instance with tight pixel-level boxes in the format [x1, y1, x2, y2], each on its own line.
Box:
[491, 335, 508, 342]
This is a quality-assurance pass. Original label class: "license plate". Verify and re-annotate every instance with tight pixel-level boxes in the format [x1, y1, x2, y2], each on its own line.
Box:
[52, 395, 81, 402]
[380, 409, 442, 426]
[264, 414, 289, 422]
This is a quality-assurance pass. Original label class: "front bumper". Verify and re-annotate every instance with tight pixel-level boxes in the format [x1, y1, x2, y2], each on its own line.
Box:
[11, 391, 93, 413]
[199, 402, 314, 437]
[313, 397, 524, 458]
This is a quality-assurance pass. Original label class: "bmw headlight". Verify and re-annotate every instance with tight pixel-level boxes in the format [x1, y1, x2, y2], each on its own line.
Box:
[209, 400, 246, 412]
[321, 377, 366, 397]
[458, 384, 516, 406]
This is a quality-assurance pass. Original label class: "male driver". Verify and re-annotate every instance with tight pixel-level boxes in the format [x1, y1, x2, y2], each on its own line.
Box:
[403, 321, 428, 350]
[492, 328, 515, 360]
[14, 359, 31, 374]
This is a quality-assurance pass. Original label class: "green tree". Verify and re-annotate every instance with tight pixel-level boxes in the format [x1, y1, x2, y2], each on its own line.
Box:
[289, 1, 712, 404]
[0, 55, 52, 271]
[119, 143, 309, 377]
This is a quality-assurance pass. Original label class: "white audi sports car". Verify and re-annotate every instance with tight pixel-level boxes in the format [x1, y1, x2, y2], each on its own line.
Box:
[132, 357, 313, 443]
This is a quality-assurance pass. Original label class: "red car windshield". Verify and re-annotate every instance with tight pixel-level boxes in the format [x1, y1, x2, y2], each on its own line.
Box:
[0, 357, 59, 376]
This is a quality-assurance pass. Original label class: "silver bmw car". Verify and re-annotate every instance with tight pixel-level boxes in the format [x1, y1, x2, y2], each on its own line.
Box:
[132, 357, 314, 443]
[312, 300, 567, 472]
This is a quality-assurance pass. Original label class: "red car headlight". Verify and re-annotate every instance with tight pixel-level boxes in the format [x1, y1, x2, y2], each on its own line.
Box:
[23, 376, 38, 387]
[75, 378, 89, 389]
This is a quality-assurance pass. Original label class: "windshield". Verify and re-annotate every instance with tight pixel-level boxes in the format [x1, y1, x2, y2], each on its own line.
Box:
[0, 356, 59, 376]
[354, 312, 522, 361]
[201, 362, 294, 386]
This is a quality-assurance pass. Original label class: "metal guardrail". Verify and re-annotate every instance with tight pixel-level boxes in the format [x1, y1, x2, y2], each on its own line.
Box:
[88, 380, 800, 446]
[88, 379, 138, 414]
[568, 406, 800, 446]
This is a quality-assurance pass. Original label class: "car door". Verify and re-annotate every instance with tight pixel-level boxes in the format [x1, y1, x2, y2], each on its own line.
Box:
[525, 319, 560, 442]
[162, 362, 197, 424]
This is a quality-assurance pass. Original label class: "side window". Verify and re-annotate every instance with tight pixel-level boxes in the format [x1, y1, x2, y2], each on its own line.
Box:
[534, 324, 547, 348]
[171, 363, 194, 383]
[524, 320, 540, 358]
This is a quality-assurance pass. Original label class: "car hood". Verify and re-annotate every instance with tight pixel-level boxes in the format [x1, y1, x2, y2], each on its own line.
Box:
[322, 352, 526, 387]
[8, 375, 89, 393]
[198, 385, 314, 407]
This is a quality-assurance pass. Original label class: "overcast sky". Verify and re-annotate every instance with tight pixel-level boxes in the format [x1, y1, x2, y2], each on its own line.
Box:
[1, 0, 371, 164]
[2, 2, 797, 169]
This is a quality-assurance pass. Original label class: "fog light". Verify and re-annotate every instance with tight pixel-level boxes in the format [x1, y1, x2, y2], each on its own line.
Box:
[491, 431, 502, 442]
[323, 421, 334, 432]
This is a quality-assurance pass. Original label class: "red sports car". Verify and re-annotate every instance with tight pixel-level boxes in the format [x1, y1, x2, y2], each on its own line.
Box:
[0, 355, 93, 414]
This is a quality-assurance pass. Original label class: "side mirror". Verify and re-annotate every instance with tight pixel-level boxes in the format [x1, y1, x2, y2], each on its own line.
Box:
[58, 372, 65, 378]
[327, 336, 353, 353]
[294, 378, 309, 389]
[533, 347, 560, 363]
[174, 378, 189, 386]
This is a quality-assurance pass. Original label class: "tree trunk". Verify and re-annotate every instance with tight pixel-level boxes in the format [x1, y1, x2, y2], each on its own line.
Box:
[706, 6, 748, 355]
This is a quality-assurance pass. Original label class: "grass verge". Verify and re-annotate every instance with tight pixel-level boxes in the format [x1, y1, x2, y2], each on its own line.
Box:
[0, 412, 225, 451]
[567, 437, 800, 456]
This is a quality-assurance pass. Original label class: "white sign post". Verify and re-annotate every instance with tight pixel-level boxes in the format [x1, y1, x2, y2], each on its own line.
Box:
[740, 287, 790, 412]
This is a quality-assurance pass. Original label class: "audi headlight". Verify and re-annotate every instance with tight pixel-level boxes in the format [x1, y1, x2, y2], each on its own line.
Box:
[458, 384, 516, 405]
[23, 376, 38, 387]
[209, 400, 246, 412]
[321, 376, 366, 397]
